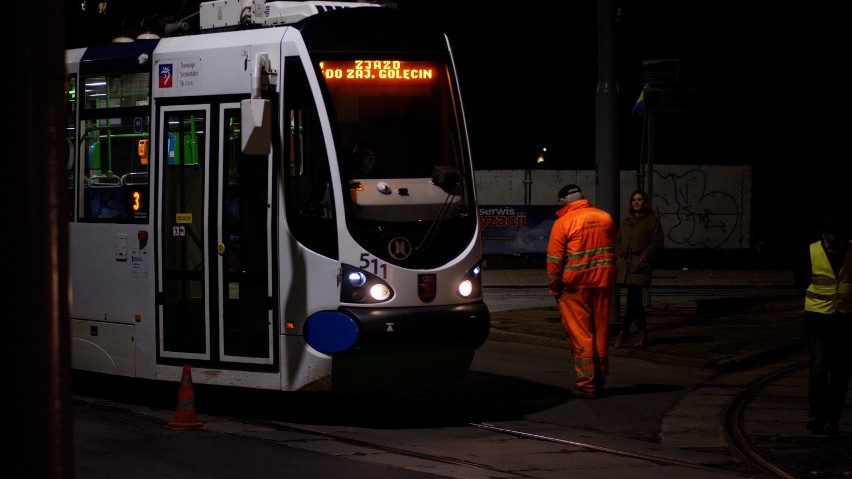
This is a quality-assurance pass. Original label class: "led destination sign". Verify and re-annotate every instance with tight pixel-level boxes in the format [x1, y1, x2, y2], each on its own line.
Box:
[320, 60, 436, 82]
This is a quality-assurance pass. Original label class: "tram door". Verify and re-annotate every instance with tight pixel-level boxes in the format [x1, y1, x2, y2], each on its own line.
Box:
[158, 105, 273, 365]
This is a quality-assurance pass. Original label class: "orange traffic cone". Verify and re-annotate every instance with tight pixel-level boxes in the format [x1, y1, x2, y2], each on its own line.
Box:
[167, 364, 203, 429]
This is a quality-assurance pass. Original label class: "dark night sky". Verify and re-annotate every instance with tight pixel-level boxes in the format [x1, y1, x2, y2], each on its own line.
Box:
[63, 2, 847, 167]
[64, 1, 848, 243]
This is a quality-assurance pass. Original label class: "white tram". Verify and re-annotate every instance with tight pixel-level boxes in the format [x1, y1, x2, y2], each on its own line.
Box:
[66, 0, 489, 391]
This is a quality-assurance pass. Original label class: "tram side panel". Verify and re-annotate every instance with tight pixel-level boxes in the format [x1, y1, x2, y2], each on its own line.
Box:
[152, 28, 339, 390]
[67, 39, 159, 378]
[69, 223, 156, 376]
[274, 30, 349, 391]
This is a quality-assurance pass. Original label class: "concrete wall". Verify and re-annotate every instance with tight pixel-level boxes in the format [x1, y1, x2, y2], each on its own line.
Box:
[475, 165, 751, 250]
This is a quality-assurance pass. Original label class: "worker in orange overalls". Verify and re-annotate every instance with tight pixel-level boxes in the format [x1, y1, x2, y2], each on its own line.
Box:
[546, 184, 617, 399]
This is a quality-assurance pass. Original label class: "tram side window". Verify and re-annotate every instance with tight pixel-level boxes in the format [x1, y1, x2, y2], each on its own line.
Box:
[161, 111, 207, 307]
[66, 73, 77, 221]
[78, 72, 150, 222]
[283, 57, 337, 258]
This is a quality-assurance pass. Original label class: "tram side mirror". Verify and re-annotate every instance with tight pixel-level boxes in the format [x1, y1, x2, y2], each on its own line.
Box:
[241, 98, 271, 155]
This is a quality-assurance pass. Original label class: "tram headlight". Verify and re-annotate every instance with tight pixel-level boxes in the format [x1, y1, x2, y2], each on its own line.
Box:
[458, 279, 473, 297]
[341, 264, 394, 304]
[369, 284, 391, 301]
[457, 261, 483, 298]
[348, 270, 367, 287]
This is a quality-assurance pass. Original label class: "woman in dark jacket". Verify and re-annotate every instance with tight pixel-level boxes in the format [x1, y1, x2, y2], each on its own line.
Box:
[614, 190, 664, 348]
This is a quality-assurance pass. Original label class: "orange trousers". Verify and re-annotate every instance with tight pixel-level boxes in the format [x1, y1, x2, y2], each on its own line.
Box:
[556, 287, 612, 393]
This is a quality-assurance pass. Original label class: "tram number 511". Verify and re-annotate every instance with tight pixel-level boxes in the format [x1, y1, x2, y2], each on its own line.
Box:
[359, 253, 387, 279]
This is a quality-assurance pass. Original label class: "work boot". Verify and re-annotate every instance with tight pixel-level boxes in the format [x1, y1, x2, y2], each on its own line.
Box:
[614, 331, 627, 349]
[635, 330, 647, 348]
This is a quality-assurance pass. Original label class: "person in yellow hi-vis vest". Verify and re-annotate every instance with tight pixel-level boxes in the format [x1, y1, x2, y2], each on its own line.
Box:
[546, 184, 616, 399]
[794, 217, 852, 435]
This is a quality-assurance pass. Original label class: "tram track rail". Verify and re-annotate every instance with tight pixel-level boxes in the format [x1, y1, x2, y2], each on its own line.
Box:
[208, 411, 769, 478]
[723, 360, 851, 479]
[72, 392, 791, 479]
[72, 325, 849, 479]
[72, 382, 828, 479]
[723, 361, 806, 479]
[468, 422, 760, 477]
[197, 358, 828, 479]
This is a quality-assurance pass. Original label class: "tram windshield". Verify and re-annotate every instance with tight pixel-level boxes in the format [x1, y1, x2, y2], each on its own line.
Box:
[320, 58, 468, 223]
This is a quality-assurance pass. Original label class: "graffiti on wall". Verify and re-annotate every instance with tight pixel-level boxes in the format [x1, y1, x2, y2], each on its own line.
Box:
[652, 167, 744, 249]
[476, 165, 750, 253]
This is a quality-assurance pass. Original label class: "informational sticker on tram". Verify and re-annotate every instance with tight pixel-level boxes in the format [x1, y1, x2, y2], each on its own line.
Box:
[131, 249, 148, 278]
[156, 58, 201, 92]
[176, 213, 192, 223]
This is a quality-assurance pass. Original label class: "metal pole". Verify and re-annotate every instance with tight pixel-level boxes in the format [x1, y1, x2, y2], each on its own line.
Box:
[13, 1, 73, 477]
[645, 112, 655, 307]
[596, 0, 621, 326]
[647, 111, 655, 204]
